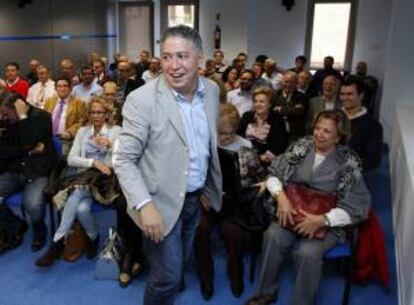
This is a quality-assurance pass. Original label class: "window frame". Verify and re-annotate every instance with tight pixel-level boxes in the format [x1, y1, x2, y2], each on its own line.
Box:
[305, 0, 358, 72]
[160, 0, 199, 34]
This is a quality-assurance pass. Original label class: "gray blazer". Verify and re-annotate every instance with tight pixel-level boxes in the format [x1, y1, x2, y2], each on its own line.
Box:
[269, 141, 370, 226]
[306, 96, 341, 133]
[114, 75, 222, 237]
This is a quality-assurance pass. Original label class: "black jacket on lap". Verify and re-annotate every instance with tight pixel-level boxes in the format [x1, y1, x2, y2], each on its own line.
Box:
[0, 106, 57, 180]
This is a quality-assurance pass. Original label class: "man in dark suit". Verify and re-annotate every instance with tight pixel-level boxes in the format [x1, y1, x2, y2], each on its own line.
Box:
[273, 71, 307, 143]
[116, 61, 145, 104]
[308, 56, 343, 97]
[0, 91, 57, 251]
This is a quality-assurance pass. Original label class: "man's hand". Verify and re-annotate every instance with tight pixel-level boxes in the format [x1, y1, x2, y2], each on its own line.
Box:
[200, 194, 211, 211]
[138, 202, 165, 243]
[14, 99, 28, 119]
[276, 192, 297, 227]
[30, 142, 45, 155]
[93, 159, 111, 175]
[294, 210, 325, 238]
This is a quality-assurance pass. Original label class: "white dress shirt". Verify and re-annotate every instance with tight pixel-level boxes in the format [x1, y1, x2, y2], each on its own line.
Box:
[27, 79, 56, 108]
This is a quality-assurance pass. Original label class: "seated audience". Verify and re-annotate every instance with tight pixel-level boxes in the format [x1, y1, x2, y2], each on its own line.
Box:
[27, 65, 56, 109]
[116, 61, 145, 104]
[92, 59, 111, 86]
[195, 103, 252, 300]
[238, 86, 288, 165]
[142, 57, 161, 83]
[35, 98, 121, 267]
[60, 58, 76, 81]
[306, 75, 341, 133]
[227, 69, 255, 116]
[340, 76, 383, 171]
[353, 61, 379, 116]
[135, 49, 150, 78]
[222, 65, 240, 92]
[236, 52, 248, 72]
[72, 66, 103, 104]
[252, 62, 271, 90]
[44, 76, 86, 154]
[289, 55, 307, 74]
[308, 55, 343, 97]
[101, 81, 122, 125]
[25, 59, 40, 86]
[245, 110, 371, 305]
[272, 71, 307, 143]
[297, 70, 312, 97]
[3, 62, 30, 98]
[261, 58, 283, 90]
[0, 91, 57, 251]
[213, 50, 227, 74]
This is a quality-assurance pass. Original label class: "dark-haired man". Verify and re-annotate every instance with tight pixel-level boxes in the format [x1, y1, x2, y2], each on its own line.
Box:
[0, 91, 57, 251]
[115, 25, 221, 305]
[340, 77, 383, 171]
[308, 56, 343, 97]
[44, 76, 86, 154]
[227, 69, 255, 116]
[72, 66, 103, 104]
[3, 62, 30, 98]
[289, 55, 307, 74]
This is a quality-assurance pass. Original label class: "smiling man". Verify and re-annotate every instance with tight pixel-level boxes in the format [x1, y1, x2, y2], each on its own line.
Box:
[114, 25, 222, 305]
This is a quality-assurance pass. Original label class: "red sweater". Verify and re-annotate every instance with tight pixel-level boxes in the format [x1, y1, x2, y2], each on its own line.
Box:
[5, 78, 30, 98]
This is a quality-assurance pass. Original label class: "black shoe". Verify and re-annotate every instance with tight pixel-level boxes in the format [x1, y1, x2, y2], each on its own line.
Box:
[31, 222, 46, 252]
[228, 263, 244, 298]
[85, 234, 99, 259]
[200, 281, 214, 301]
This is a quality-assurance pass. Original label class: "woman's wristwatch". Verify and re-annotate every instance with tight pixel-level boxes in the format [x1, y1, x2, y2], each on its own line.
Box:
[323, 214, 331, 227]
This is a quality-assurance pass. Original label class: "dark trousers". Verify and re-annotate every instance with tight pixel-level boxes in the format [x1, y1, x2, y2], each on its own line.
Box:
[143, 192, 202, 305]
[115, 195, 144, 272]
[194, 209, 250, 286]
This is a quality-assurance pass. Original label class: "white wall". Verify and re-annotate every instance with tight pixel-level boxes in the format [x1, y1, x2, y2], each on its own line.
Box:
[199, 0, 248, 63]
[246, 0, 307, 69]
[380, 0, 414, 141]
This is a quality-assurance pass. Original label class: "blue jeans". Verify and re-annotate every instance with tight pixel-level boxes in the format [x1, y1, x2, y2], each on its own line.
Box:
[53, 189, 97, 241]
[0, 172, 47, 226]
[143, 192, 202, 305]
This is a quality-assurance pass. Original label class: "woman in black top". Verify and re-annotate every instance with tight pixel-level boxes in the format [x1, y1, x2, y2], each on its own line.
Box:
[237, 86, 288, 165]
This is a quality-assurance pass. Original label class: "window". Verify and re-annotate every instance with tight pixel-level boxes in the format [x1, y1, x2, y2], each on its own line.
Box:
[305, 0, 357, 71]
[161, 0, 199, 34]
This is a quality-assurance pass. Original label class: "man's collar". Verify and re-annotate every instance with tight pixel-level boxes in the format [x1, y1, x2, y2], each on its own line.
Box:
[171, 78, 205, 102]
[343, 106, 367, 119]
[6, 77, 19, 86]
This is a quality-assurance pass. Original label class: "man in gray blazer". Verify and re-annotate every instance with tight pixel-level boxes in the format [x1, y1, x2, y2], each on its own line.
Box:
[114, 25, 222, 305]
[306, 75, 341, 133]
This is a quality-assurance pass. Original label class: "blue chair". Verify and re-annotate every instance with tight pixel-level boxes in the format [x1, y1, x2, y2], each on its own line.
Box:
[249, 230, 357, 305]
[4, 136, 63, 235]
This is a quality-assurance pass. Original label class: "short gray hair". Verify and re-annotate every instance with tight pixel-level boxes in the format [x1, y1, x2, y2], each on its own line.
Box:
[161, 25, 203, 51]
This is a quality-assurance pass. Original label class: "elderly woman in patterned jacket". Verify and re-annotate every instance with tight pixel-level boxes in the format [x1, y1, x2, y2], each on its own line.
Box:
[245, 110, 371, 305]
